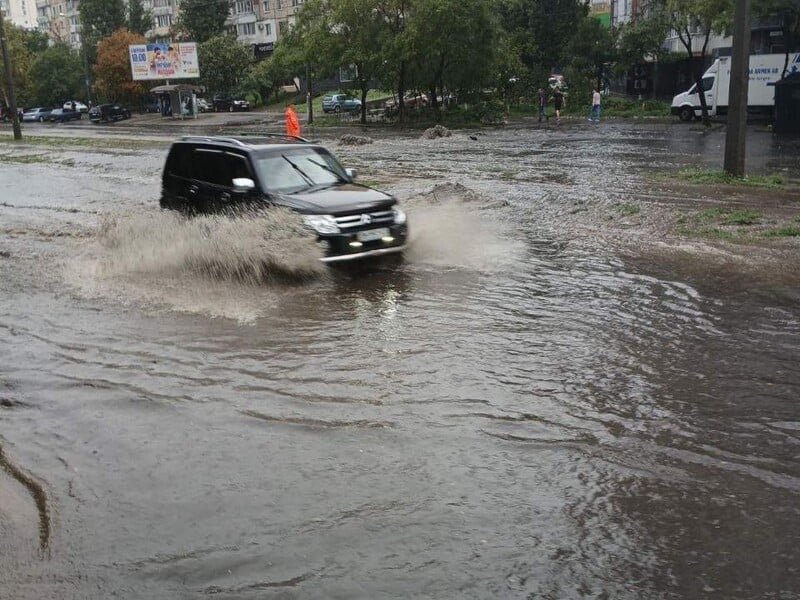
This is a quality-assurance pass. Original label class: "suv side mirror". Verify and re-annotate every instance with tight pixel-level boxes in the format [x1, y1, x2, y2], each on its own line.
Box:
[232, 177, 256, 193]
[345, 168, 357, 181]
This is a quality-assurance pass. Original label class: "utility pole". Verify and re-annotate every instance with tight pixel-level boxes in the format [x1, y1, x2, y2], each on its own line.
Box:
[0, 6, 22, 140]
[723, 0, 751, 177]
[306, 63, 313, 125]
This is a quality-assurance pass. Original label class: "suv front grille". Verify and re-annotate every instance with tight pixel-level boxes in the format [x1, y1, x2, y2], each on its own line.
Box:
[335, 210, 394, 229]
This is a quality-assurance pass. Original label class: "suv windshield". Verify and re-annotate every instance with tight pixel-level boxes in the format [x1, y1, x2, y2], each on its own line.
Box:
[253, 147, 349, 193]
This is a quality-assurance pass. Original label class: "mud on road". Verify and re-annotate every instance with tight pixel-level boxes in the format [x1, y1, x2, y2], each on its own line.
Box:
[1, 121, 799, 599]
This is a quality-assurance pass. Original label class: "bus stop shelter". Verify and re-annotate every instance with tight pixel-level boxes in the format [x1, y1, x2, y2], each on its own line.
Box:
[149, 83, 201, 119]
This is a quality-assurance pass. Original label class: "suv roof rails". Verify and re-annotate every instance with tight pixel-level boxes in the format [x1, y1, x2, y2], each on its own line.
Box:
[228, 132, 313, 144]
[179, 135, 249, 146]
[178, 134, 314, 146]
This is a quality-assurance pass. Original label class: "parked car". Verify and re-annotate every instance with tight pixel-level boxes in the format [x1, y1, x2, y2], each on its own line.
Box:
[62, 100, 89, 113]
[89, 103, 132, 123]
[195, 98, 211, 113]
[144, 98, 161, 113]
[22, 107, 52, 122]
[322, 94, 362, 114]
[212, 96, 250, 112]
[0, 106, 22, 122]
[384, 93, 429, 116]
[47, 108, 83, 123]
[159, 135, 408, 263]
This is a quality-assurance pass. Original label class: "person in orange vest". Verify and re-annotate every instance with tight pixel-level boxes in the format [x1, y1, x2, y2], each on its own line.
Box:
[285, 104, 301, 138]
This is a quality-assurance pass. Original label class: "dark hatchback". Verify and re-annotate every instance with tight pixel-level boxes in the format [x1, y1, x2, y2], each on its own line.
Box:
[89, 103, 132, 123]
[212, 96, 250, 112]
[159, 136, 408, 263]
[47, 108, 83, 122]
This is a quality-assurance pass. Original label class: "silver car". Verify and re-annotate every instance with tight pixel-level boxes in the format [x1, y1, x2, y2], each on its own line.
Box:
[22, 107, 52, 122]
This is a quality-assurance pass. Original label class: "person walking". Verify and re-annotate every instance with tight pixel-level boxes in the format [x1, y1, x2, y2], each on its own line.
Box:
[537, 88, 548, 122]
[552, 88, 564, 123]
[285, 103, 301, 138]
[590, 88, 601, 122]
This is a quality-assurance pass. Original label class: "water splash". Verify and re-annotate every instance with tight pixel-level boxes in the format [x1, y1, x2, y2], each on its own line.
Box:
[65, 209, 327, 323]
[403, 182, 522, 270]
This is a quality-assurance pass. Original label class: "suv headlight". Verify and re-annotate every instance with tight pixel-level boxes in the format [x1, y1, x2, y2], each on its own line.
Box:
[392, 207, 407, 225]
[304, 214, 340, 234]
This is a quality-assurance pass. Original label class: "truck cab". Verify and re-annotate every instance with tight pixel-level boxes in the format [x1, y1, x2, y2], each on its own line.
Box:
[671, 53, 800, 122]
[671, 61, 720, 121]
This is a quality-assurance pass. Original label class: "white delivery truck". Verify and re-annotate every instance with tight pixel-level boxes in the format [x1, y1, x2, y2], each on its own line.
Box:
[671, 52, 800, 121]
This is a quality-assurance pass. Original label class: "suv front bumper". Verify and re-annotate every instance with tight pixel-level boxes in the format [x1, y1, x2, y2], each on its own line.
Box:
[318, 223, 409, 263]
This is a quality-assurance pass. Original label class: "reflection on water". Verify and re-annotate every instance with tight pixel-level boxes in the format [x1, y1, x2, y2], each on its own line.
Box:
[0, 124, 798, 599]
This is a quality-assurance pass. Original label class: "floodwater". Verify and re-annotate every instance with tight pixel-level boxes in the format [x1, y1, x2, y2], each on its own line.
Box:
[1, 122, 799, 599]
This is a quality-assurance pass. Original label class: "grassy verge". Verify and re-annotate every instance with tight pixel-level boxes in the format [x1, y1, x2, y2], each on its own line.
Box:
[0, 135, 166, 150]
[676, 207, 800, 241]
[675, 169, 785, 188]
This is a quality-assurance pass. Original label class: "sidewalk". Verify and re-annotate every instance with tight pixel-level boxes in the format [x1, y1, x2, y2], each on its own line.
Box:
[120, 110, 282, 131]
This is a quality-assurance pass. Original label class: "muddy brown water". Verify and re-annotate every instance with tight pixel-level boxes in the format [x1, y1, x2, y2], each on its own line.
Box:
[1, 122, 799, 599]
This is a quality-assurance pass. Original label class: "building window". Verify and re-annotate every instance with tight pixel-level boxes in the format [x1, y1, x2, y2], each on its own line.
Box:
[278, 20, 287, 34]
[291, 0, 301, 5]
[263, 0, 270, 10]
[276, 0, 282, 9]
[156, 14, 173, 27]
[238, 22, 255, 35]
[264, 22, 271, 35]
[236, 0, 253, 13]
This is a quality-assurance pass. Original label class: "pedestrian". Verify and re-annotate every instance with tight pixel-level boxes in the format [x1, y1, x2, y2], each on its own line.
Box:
[537, 88, 548, 122]
[285, 103, 301, 138]
[552, 88, 564, 123]
[590, 88, 601, 122]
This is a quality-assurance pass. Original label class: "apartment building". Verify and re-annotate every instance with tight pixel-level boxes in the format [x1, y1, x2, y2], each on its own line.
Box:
[29, 0, 301, 53]
[35, 0, 81, 46]
[1, 0, 38, 29]
[145, 0, 301, 50]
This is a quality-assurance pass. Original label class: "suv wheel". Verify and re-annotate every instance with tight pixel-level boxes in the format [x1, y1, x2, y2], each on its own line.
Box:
[679, 106, 694, 122]
[334, 105, 341, 113]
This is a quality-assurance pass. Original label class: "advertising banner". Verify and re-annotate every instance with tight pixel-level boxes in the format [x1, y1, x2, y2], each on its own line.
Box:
[129, 42, 200, 81]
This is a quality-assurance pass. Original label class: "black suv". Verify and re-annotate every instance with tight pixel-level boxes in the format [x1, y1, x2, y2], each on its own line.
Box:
[89, 103, 132, 123]
[159, 135, 408, 263]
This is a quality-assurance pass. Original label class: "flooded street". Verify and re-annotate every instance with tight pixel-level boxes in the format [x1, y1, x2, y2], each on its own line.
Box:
[1, 122, 799, 599]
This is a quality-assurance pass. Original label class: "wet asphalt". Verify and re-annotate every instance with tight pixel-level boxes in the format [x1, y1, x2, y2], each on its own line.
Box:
[0, 118, 799, 599]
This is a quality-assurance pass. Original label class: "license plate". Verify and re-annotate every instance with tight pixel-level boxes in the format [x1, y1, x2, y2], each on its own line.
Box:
[357, 228, 389, 242]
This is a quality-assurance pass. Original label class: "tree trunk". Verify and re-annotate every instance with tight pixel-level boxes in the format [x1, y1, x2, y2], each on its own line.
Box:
[360, 83, 368, 125]
[680, 28, 710, 127]
[397, 60, 406, 124]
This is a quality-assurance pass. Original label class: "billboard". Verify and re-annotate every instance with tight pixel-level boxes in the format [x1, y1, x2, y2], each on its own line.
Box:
[129, 43, 200, 81]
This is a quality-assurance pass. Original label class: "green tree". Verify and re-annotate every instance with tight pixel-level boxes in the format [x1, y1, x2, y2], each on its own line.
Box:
[236, 58, 275, 106]
[198, 35, 252, 95]
[93, 29, 149, 106]
[406, 0, 497, 116]
[79, 0, 127, 47]
[616, 8, 671, 66]
[662, 0, 733, 124]
[566, 15, 618, 94]
[28, 43, 85, 106]
[375, 0, 413, 121]
[176, 0, 231, 43]
[753, 0, 800, 76]
[498, 0, 588, 86]
[127, 0, 153, 36]
[0, 22, 37, 107]
[291, 0, 390, 124]
[21, 28, 49, 54]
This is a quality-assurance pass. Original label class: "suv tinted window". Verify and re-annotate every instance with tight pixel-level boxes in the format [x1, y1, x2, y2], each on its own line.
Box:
[166, 144, 193, 178]
[192, 149, 253, 187]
